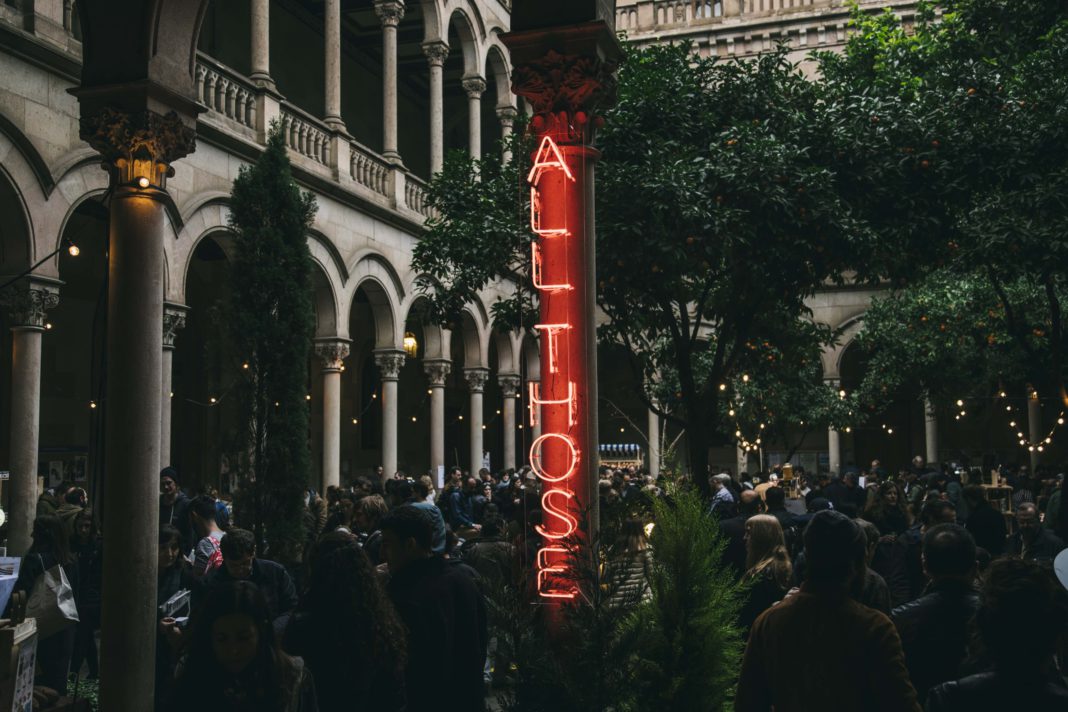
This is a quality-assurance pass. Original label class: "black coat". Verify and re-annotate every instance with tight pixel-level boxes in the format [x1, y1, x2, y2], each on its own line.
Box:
[885, 525, 925, 607]
[1005, 527, 1065, 563]
[926, 671, 1068, 712]
[964, 504, 1007, 556]
[387, 556, 487, 712]
[891, 580, 980, 704]
[199, 558, 298, 637]
[160, 493, 194, 553]
[718, 514, 751, 580]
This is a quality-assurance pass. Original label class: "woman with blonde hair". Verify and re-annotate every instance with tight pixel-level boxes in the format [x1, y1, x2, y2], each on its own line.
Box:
[738, 514, 792, 636]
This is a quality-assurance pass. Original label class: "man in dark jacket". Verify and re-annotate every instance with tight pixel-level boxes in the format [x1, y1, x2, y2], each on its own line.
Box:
[886, 500, 957, 606]
[892, 524, 981, 704]
[159, 468, 193, 553]
[719, 489, 763, 579]
[198, 528, 298, 636]
[961, 485, 1007, 556]
[382, 505, 488, 712]
[1006, 503, 1065, 563]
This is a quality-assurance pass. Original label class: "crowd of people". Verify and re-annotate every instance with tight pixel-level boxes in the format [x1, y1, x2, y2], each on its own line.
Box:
[6, 455, 1068, 711]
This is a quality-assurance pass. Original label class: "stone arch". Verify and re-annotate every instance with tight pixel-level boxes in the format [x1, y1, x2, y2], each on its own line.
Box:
[309, 258, 340, 340]
[347, 267, 402, 350]
[0, 163, 36, 275]
[420, 0, 444, 43]
[823, 313, 865, 381]
[521, 331, 540, 377]
[446, 5, 480, 77]
[484, 41, 512, 111]
[0, 110, 56, 198]
[401, 293, 449, 361]
[456, 303, 489, 368]
[492, 328, 521, 375]
[173, 201, 233, 304]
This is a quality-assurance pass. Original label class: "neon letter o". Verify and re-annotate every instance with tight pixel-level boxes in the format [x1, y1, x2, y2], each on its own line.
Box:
[529, 433, 579, 483]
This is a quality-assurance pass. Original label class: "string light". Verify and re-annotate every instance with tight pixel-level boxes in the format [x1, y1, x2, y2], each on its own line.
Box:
[997, 391, 1066, 451]
[89, 401, 96, 409]
[44, 323, 52, 330]
[352, 418, 358, 424]
[209, 397, 217, 404]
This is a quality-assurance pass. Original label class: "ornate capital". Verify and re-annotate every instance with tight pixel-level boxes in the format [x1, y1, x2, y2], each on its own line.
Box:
[511, 50, 618, 141]
[424, 359, 452, 387]
[315, 339, 351, 372]
[496, 105, 518, 127]
[374, 0, 405, 27]
[464, 367, 490, 393]
[3, 281, 59, 329]
[374, 349, 406, 381]
[462, 77, 487, 100]
[162, 304, 188, 349]
[498, 373, 521, 398]
[422, 41, 449, 68]
[79, 108, 196, 190]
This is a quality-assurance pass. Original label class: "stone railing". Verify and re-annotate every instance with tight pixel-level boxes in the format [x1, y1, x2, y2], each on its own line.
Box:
[279, 104, 330, 165]
[349, 140, 390, 197]
[404, 174, 434, 219]
[196, 55, 256, 132]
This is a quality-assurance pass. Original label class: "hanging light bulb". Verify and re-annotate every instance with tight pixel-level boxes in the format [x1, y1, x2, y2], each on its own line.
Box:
[956, 399, 964, 407]
[67, 242, 80, 257]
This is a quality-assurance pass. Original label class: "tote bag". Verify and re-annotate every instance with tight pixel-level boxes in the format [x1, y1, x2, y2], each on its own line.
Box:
[25, 555, 79, 639]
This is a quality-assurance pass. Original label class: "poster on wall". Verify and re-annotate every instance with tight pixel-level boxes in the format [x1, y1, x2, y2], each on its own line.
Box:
[47, 462, 63, 489]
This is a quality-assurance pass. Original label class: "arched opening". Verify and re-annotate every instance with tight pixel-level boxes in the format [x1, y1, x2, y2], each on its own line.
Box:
[444, 10, 478, 156]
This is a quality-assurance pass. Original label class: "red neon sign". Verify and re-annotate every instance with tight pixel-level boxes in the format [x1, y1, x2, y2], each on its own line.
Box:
[527, 130, 592, 600]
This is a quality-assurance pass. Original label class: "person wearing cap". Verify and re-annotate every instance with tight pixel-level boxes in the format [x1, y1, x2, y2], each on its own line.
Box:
[736, 510, 921, 712]
[159, 467, 193, 553]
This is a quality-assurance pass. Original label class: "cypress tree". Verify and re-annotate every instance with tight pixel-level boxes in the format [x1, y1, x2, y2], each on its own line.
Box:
[227, 125, 317, 562]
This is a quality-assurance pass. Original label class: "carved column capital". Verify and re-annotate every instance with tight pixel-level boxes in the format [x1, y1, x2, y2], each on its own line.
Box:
[79, 108, 196, 190]
[374, 0, 405, 27]
[462, 76, 487, 100]
[422, 41, 449, 68]
[496, 105, 518, 127]
[497, 373, 521, 398]
[424, 359, 452, 387]
[3, 280, 60, 330]
[374, 349, 406, 381]
[510, 49, 619, 142]
[162, 304, 189, 349]
[464, 367, 490, 393]
[315, 338, 351, 372]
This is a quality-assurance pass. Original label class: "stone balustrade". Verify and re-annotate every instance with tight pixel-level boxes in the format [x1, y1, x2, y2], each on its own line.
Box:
[350, 140, 390, 196]
[196, 55, 257, 133]
[279, 104, 330, 165]
[404, 174, 435, 219]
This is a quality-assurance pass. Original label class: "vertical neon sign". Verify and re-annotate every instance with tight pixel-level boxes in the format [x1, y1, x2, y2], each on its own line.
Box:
[527, 124, 593, 600]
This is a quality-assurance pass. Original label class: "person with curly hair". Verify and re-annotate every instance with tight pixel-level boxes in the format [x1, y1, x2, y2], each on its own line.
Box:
[863, 481, 912, 537]
[283, 531, 406, 711]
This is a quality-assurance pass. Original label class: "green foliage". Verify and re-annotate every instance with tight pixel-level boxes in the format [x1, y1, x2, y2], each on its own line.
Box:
[494, 488, 743, 712]
[226, 124, 317, 562]
[827, 0, 1068, 406]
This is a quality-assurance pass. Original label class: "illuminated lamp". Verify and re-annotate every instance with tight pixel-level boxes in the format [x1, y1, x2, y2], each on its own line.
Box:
[403, 332, 418, 358]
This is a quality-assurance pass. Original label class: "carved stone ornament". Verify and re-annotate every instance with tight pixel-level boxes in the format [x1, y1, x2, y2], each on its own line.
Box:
[162, 306, 188, 349]
[374, 350, 406, 380]
[510, 49, 618, 120]
[315, 340, 351, 372]
[3, 283, 59, 329]
[79, 108, 196, 188]
[424, 359, 452, 387]
[462, 77, 487, 100]
[497, 373, 521, 398]
[496, 105, 518, 126]
[464, 368, 490, 393]
[422, 41, 449, 67]
[374, 0, 405, 27]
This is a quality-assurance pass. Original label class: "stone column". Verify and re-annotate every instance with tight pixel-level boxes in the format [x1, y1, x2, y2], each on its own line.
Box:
[1028, 386, 1042, 471]
[374, 350, 405, 481]
[324, 0, 343, 129]
[462, 76, 486, 160]
[924, 398, 939, 467]
[423, 41, 448, 176]
[498, 374, 521, 471]
[316, 339, 350, 490]
[647, 407, 661, 477]
[80, 108, 196, 711]
[250, 0, 273, 87]
[375, 0, 404, 165]
[736, 445, 748, 478]
[827, 428, 841, 475]
[160, 304, 187, 468]
[497, 105, 517, 163]
[465, 368, 489, 472]
[424, 359, 451, 480]
[3, 281, 59, 555]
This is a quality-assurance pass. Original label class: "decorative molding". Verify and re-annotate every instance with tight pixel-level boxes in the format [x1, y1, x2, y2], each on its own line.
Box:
[510, 49, 618, 121]
[3, 281, 59, 329]
[424, 359, 452, 387]
[162, 304, 189, 349]
[496, 105, 518, 126]
[374, 349, 406, 380]
[315, 339, 351, 372]
[464, 367, 490, 393]
[422, 41, 449, 68]
[462, 77, 487, 100]
[497, 373, 521, 398]
[79, 108, 196, 189]
[374, 0, 405, 27]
